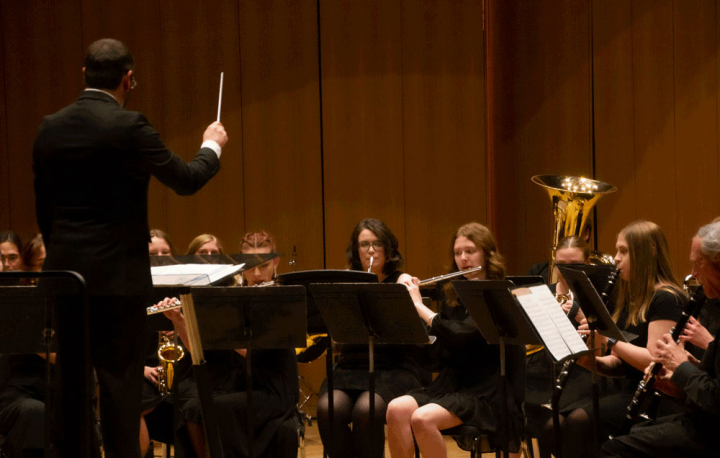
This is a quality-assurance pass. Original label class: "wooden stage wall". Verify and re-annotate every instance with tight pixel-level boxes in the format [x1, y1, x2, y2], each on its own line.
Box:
[2, 0, 720, 279]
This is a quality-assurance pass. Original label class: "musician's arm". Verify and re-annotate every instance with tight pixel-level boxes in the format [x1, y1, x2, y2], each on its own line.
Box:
[398, 274, 437, 326]
[576, 353, 625, 377]
[612, 319, 676, 372]
[670, 346, 720, 416]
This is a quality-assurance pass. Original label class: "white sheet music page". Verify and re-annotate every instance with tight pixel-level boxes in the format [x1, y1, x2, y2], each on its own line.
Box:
[151, 263, 245, 286]
[529, 285, 588, 355]
[513, 287, 572, 361]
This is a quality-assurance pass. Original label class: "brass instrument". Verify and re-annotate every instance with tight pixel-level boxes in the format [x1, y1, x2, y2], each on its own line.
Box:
[532, 175, 617, 284]
[157, 332, 185, 394]
[419, 266, 483, 287]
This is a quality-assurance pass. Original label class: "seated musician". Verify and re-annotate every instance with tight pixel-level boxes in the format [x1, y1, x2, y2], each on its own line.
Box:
[186, 234, 225, 256]
[525, 236, 593, 457]
[0, 246, 52, 458]
[21, 234, 45, 273]
[140, 230, 195, 457]
[601, 221, 720, 457]
[0, 231, 24, 272]
[149, 229, 177, 257]
[385, 222, 524, 458]
[316, 218, 425, 458]
[0, 354, 50, 458]
[239, 231, 280, 286]
[166, 230, 297, 458]
[540, 221, 686, 457]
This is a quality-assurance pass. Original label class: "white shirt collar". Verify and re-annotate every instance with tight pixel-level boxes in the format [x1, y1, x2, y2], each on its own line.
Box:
[84, 88, 119, 104]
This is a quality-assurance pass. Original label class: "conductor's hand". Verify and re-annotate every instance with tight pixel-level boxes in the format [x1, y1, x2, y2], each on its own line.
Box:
[203, 121, 228, 148]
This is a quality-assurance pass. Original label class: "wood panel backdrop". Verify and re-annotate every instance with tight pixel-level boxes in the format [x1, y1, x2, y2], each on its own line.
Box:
[2, 0, 720, 281]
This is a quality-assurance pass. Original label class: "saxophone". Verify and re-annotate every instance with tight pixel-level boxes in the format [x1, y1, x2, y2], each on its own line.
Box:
[156, 332, 185, 394]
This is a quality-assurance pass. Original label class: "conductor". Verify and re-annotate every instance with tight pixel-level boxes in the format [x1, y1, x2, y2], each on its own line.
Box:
[32, 38, 228, 458]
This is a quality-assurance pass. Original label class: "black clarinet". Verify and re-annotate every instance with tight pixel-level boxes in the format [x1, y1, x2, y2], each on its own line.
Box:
[612, 286, 707, 438]
[542, 269, 618, 410]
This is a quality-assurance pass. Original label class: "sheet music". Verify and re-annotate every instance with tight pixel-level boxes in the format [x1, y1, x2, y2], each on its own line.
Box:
[529, 285, 588, 354]
[514, 285, 588, 361]
[514, 288, 572, 361]
[151, 263, 244, 286]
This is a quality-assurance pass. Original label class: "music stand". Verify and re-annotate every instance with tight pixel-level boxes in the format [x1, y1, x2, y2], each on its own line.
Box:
[557, 266, 628, 457]
[189, 286, 307, 458]
[309, 282, 433, 454]
[452, 280, 543, 457]
[507, 275, 546, 287]
[277, 269, 377, 450]
[0, 271, 88, 458]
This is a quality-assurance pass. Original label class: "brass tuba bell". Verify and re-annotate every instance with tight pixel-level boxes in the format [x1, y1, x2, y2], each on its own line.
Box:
[532, 175, 617, 284]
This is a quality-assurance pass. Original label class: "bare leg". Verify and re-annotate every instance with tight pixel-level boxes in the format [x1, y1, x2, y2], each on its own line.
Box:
[187, 422, 206, 458]
[411, 403, 462, 458]
[139, 409, 153, 457]
[387, 396, 420, 458]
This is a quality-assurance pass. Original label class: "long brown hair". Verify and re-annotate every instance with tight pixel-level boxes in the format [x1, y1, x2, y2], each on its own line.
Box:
[444, 222, 506, 307]
[613, 221, 684, 327]
[186, 234, 224, 255]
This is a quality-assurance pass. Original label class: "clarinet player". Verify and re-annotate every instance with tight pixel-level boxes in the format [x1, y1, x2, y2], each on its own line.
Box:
[602, 221, 720, 457]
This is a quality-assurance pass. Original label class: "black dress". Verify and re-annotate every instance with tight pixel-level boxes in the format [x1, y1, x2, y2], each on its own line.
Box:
[564, 289, 685, 437]
[407, 298, 526, 451]
[181, 348, 298, 458]
[0, 354, 46, 457]
[319, 271, 425, 402]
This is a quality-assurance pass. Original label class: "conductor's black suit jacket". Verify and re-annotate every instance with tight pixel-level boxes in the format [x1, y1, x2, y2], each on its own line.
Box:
[33, 90, 220, 296]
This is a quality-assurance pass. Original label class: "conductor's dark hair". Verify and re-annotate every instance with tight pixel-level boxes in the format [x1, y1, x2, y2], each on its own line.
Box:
[346, 218, 403, 276]
[84, 38, 134, 90]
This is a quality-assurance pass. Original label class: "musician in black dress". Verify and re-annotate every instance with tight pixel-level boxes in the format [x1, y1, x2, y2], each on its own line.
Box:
[140, 230, 195, 457]
[386, 222, 525, 458]
[601, 220, 720, 457]
[316, 218, 425, 458]
[525, 236, 594, 458]
[540, 221, 685, 457]
[167, 230, 297, 458]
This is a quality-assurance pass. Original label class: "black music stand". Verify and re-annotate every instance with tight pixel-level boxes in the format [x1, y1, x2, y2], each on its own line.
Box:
[507, 275, 546, 287]
[189, 286, 307, 458]
[557, 266, 628, 457]
[309, 282, 433, 454]
[452, 280, 541, 457]
[0, 271, 88, 458]
[277, 269, 377, 450]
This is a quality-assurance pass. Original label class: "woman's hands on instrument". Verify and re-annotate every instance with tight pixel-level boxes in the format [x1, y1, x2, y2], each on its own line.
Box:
[680, 316, 714, 351]
[399, 274, 436, 326]
[144, 366, 160, 385]
[159, 297, 183, 323]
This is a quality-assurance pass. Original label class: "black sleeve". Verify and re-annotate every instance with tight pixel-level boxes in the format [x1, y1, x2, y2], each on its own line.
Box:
[130, 113, 220, 196]
[671, 332, 720, 417]
[429, 306, 484, 350]
[646, 289, 684, 324]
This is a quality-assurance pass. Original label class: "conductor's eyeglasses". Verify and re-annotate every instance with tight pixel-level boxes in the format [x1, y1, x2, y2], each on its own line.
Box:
[129, 74, 137, 90]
